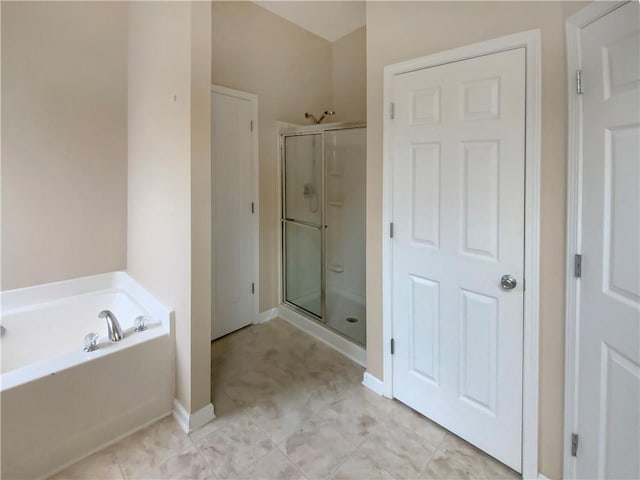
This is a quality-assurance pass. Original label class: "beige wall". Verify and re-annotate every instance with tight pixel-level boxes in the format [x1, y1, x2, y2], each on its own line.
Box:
[331, 27, 367, 123]
[365, 2, 585, 478]
[1, 1, 127, 290]
[128, 1, 212, 413]
[211, 1, 332, 312]
[190, 1, 214, 412]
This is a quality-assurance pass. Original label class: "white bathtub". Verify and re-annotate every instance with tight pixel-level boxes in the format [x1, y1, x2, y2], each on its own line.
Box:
[0, 272, 175, 480]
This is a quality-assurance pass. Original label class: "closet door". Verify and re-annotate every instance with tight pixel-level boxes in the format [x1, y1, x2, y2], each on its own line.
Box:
[211, 87, 257, 340]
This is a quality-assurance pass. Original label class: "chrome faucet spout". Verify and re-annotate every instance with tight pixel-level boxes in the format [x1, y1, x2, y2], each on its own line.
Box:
[98, 310, 124, 342]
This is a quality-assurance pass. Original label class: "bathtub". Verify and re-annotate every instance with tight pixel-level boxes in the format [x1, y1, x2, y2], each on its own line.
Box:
[0, 272, 175, 480]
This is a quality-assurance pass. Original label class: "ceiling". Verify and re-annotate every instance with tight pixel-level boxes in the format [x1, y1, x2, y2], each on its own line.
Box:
[253, 1, 365, 42]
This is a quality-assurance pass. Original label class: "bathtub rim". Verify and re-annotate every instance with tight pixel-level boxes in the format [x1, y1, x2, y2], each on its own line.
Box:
[0, 271, 174, 392]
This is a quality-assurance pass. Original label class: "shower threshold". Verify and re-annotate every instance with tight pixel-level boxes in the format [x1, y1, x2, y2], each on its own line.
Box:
[278, 303, 366, 367]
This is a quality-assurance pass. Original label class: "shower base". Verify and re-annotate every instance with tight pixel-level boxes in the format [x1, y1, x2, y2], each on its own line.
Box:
[287, 291, 365, 347]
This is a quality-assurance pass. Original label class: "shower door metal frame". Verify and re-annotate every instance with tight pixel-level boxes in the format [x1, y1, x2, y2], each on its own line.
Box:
[279, 122, 366, 330]
[281, 131, 326, 321]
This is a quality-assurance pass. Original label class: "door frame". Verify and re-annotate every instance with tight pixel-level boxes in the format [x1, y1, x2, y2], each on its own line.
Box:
[210, 84, 260, 326]
[381, 30, 542, 478]
[562, 3, 629, 478]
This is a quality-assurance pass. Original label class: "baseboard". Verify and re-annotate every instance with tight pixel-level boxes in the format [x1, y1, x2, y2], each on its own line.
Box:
[538, 474, 551, 480]
[362, 372, 386, 396]
[173, 399, 215, 434]
[277, 305, 366, 366]
[256, 307, 278, 324]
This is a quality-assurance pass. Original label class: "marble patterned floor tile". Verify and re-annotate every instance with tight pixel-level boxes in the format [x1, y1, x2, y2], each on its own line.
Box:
[232, 448, 308, 480]
[113, 416, 193, 478]
[378, 400, 447, 449]
[419, 450, 484, 480]
[436, 434, 520, 479]
[479, 453, 521, 480]
[316, 392, 379, 445]
[49, 450, 123, 480]
[218, 368, 284, 407]
[281, 416, 360, 480]
[191, 391, 252, 443]
[248, 386, 320, 444]
[431, 434, 487, 474]
[195, 418, 275, 479]
[212, 389, 242, 417]
[331, 450, 396, 480]
[125, 447, 216, 480]
[356, 423, 438, 479]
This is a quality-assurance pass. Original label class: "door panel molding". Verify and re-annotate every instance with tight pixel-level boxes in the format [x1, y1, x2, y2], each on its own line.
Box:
[379, 29, 541, 479]
[563, 3, 633, 479]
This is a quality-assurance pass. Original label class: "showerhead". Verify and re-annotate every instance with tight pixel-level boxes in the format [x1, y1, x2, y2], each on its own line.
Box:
[305, 112, 319, 123]
[305, 110, 336, 124]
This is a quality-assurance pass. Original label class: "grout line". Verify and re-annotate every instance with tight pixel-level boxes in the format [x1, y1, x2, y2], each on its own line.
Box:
[324, 435, 369, 480]
[113, 450, 128, 480]
[114, 453, 128, 480]
[277, 442, 311, 480]
[418, 452, 437, 479]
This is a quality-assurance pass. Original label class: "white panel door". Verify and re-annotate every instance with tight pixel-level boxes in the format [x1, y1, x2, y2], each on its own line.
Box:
[211, 89, 256, 340]
[391, 48, 525, 471]
[577, 3, 639, 478]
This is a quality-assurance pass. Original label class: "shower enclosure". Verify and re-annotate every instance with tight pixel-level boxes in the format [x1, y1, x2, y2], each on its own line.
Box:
[281, 122, 366, 346]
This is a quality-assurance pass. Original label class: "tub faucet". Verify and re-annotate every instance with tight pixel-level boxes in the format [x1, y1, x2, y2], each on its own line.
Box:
[99, 310, 124, 342]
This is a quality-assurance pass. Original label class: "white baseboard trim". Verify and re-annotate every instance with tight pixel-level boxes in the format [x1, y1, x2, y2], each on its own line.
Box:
[362, 372, 386, 396]
[256, 307, 278, 324]
[173, 399, 215, 434]
[537, 474, 551, 480]
[277, 305, 366, 366]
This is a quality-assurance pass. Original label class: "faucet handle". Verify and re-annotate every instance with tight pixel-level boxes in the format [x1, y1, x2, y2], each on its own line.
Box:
[83, 332, 99, 352]
[134, 315, 147, 332]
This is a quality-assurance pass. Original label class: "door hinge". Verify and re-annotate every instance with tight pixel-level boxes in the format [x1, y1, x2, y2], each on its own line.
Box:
[571, 433, 579, 457]
[390, 102, 395, 120]
[251, 282, 255, 294]
[389, 222, 394, 238]
[390, 338, 395, 355]
[574, 254, 582, 278]
[251, 202, 255, 214]
[250, 120, 254, 132]
[576, 70, 583, 94]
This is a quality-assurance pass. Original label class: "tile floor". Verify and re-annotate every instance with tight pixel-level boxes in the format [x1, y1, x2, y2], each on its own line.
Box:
[52, 318, 520, 480]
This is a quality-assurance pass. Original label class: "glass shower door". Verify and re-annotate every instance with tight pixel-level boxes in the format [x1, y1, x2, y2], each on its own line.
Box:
[324, 128, 366, 345]
[282, 134, 323, 318]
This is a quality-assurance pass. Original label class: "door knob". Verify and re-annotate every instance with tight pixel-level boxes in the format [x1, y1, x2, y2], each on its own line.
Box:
[501, 274, 517, 290]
